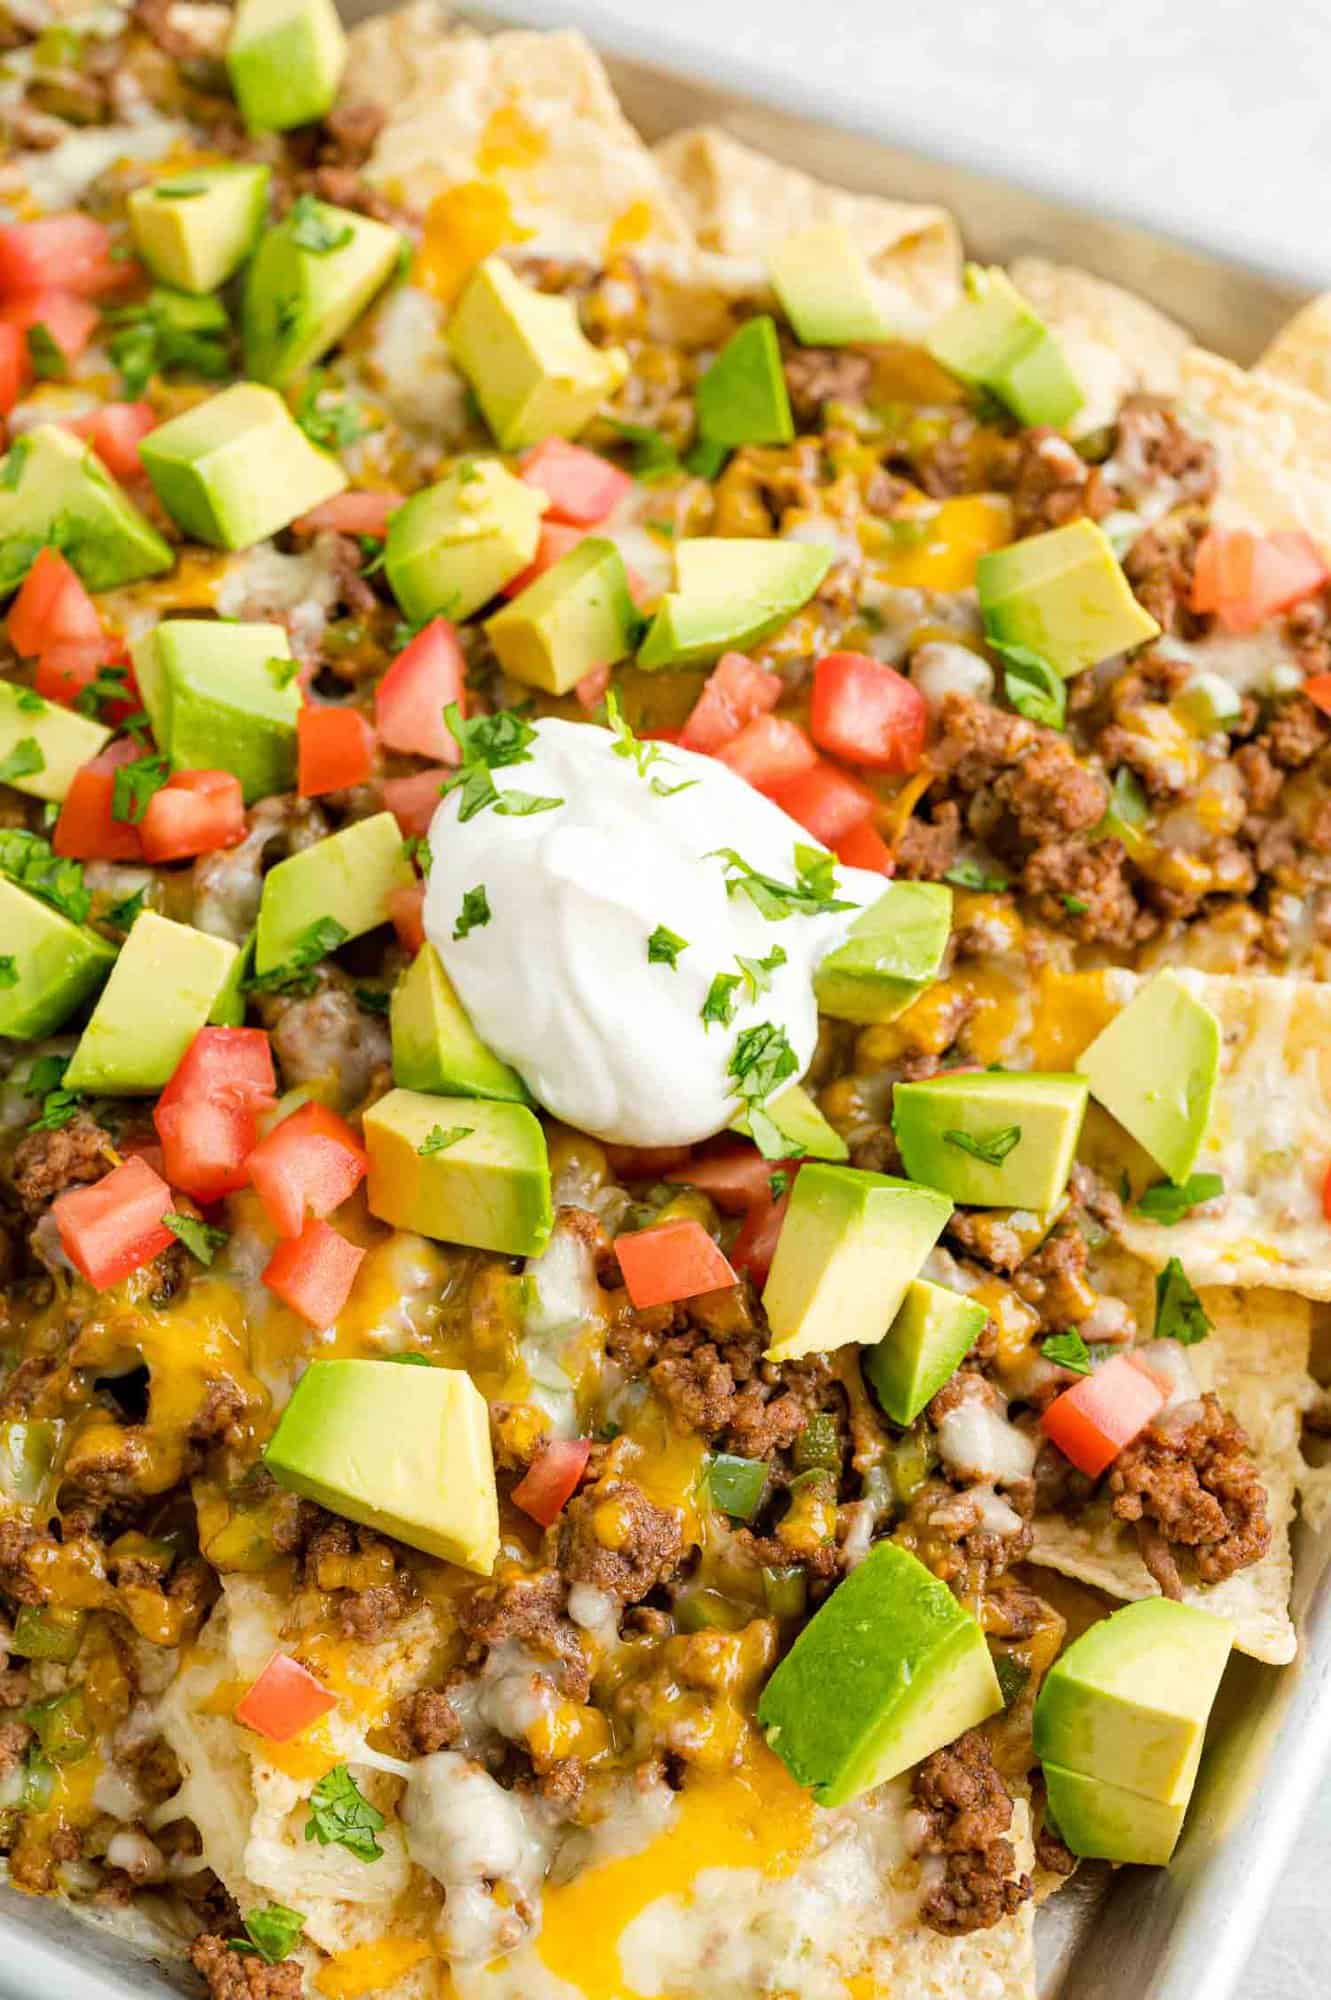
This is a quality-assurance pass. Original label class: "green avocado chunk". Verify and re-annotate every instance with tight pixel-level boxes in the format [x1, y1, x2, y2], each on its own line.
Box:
[364, 1087, 553, 1259]
[449, 256, 629, 451]
[758, 1540, 1003, 1805]
[243, 198, 401, 387]
[762, 1161, 951, 1361]
[637, 538, 831, 670]
[695, 317, 793, 448]
[768, 222, 898, 347]
[385, 457, 545, 626]
[0, 876, 116, 1040]
[731, 1080, 847, 1162]
[128, 164, 270, 296]
[1034, 1598, 1233, 1864]
[254, 812, 414, 975]
[64, 911, 239, 1093]
[1076, 969, 1220, 1185]
[226, 0, 346, 132]
[814, 881, 952, 1025]
[0, 683, 108, 802]
[863, 1277, 988, 1426]
[265, 1358, 498, 1572]
[0, 426, 173, 596]
[139, 382, 346, 549]
[131, 620, 299, 803]
[391, 943, 531, 1103]
[977, 518, 1160, 679]
[485, 536, 637, 695]
[208, 931, 255, 1027]
[926, 264, 1084, 427]
[892, 1069, 1089, 1210]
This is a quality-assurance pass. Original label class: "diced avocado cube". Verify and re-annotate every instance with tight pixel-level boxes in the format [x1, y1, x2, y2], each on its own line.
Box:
[814, 881, 952, 1025]
[863, 1277, 987, 1426]
[1077, 969, 1220, 1186]
[0, 876, 116, 1040]
[762, 1161, 951, 1362]
[208, 931, 254, 1026]
[449, 256, 629, 452]
[364, 1087, 553, 1259]
[0, 683, 109, 802]
[0, 426, 172, 596]
[254, 811, 414, 975]
[927, 264, 1084, 428]
[128, 164, 270, 296]
[977, 518, 1159, 680]
[1034, 1598, 1233, 1810]
[1174, 670, 1243, 735]
[1041, 1762, 1191, 1868]
[139, 382, 346, 549]
[265, 1357, 498, 1572]
[695, 316, 793, 448]
[892, 1069, 1089, 1210]
[637, 538, 832, 670]
[390, 943, 531, 1103]
[131, 620, 299, 804]
[243, 198, 401, 387]
[64, 911, 239, 1094]
[731, 1080, 847, 1162]
[226, 0, 346, 132]
[485, 536, 637, 695]
[385, 458, 545, 625]
[758, 1541, 1002, 1805]
[768, 222, 898, 347]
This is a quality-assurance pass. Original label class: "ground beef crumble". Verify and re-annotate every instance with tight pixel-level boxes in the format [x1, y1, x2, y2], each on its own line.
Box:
[189, 1934, 303, 2000]
[9, 1116, 114, 1217]
[1108, 1393, 1270, 1586]
[911, 1729, 1031, 1935]
[558, 1477, 684, 1604]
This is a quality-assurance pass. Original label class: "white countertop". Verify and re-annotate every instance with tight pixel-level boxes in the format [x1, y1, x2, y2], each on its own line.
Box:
[503, 1, 1328, 1992]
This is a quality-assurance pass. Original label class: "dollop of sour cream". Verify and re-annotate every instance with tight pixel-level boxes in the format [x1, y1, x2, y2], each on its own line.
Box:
[423, 718, 883, 1146]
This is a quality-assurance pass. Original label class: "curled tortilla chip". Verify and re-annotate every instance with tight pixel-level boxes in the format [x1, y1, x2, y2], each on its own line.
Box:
[1031, 1284, 1310, 1665]
[1257, 291, 1331, 404]
[1005, 256, 1191, 435]
[1179, 346, 1331, 551]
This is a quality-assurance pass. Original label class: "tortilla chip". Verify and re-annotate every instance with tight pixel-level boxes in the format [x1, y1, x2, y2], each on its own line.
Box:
[1179, 346, 1331, 550]
[1257, 291, 1331, 403]
[1031, 1285, 1310, 1664]
[653, 125, 961, 332]
[1300, 1457, 1331, 1536]
[1005, 257, 1191, 434]
[349, 12, 693, 264]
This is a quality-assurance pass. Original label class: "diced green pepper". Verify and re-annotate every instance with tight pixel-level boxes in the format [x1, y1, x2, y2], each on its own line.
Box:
[761, 1563, 808, 1619]
[0, 1420, 62, 1505]
[10, 1605, 85, 1664]
[793, 1412, 841, 1474]
[20, 1753, 55, 1810]
[885, 1429, 936, 1507]
[675, 1588, 751, 1633]
[704, 1452, 768, 1521]
[22, 1689, 92, 1765]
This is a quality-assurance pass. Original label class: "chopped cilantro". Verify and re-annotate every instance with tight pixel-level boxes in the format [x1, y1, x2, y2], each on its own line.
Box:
[304, 1765, 385, 1862]
[244, 916, 349, 996]
[417, 1125, 473, 1156]
[25, 323, 66, 381]
[0, 438, 31, 492]
[266, 655, 301, 689]
[647, 924, 687, 969]
[404, 835, 432, 875]
[453, 885, 490, 940]
[288, 194, 355, 255]
[230, 1905, 305, 1966]
[701, 972, 742, 1030]
[0, 535, 46, 598]
[1041, 1329, 1094, 1375]
[441, 705, 561, 819]
[0, 738, 45, 787]
[1134, 1173, 1225, 1224]
[606, 418, 681, 480]
[104, 287, 231, 398]
[494, 788, 563, 817]
[728, 1021, 799, 1159]
[710, 843, 854, 921]
[104, 886, 148, 931]
[994, 1655, 1030, 1708]
[942, 859, 1010, 893]
[0, 833, 90, 924]
[27, 1083, 86, 1133]
[995, 640, 1066, 729]
[295, 370, 367, 452]
[1153, 1257, 1212, 1344]
[16, 689, 45, 714]
[354, 986, 390, 1016]
[154, 180, 208, 199]
[683, 435, 730, 480]
[0, 956, 17, 989]
[768, 1170, 790, 1200]
[943, 1124, 1021, 1166]
[164, 1213, 229, 1266]
[110, 751, 170, 824]
[735, 944, 786, 999]
[1061, 894, 1089, 916]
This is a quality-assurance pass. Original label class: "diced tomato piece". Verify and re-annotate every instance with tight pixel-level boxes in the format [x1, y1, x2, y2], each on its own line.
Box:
[53, 1156, 175, 1291]
[666, 1146, 794, 1215]
[511, 1438, 593, 1528]
[375, 617, 465, 764]
[810, 651, 928, 773]
[602, 1142, 692, 1180]
[574, 662, 613, 710]
[0, 290, 99, 366]
[501, 522, 584, 598]
[614, 1217, 737, 1309]
[291, 489, 402, 538]
[833, 818, 894, 873]
[160, 1025, 275, 1112]
[678, 652, 781, 754]
[714, 715, 817, 790]
[1190, 527, 1330, 633]
[52, 739, 145, 861]
[1304, 673, 1331, 716]
[388, 881, 425, 955]
[0, 323, 31, 416]
[155, 1027, 276, 1201]
[247, 1101, 368, 1239]
[68, 401, 156, 480]
[263, 1219, 365, 1327]
[233, 1652, 337, 1741]
[298, 704, 376, 797]
[139, 769, 245, 863]
[764, 757, 875, 843]
[34, 638, 122, 711]
[382, 767, 449, 839]
[1040, 1352, 1168, 1479]
[519, 438, 632, 525]
[729, 1186, 791, 1287]
[8, 547, 102, 657]
[0, 217, 133, 299]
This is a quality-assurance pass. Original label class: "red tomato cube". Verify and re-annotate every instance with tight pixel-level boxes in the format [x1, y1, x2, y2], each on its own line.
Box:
[298, 704, 376, 797]
[714, 715, 817, 790]
[511, 1438, 593, 1527]
[519, 438, 632, 525]
[614, 1217, 737, 1309]
[262, 1218, 365, 1328]
[375, 618, 465, 764]
[810, 651, 928, 772]
[53, 1156, 175, 1291]
[139, 770, 246, 863]
[764, 757, 875, 843]
[678, 652, 781, 754]
[247, 1101, 368, 1239]
[234, 1652, 337, 1741]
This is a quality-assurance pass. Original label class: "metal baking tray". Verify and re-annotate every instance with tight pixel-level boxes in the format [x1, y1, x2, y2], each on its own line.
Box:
[2, 9, 1329, 1997]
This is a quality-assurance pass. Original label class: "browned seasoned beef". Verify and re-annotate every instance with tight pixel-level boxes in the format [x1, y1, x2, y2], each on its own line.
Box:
[10, 1116, 112, 1217]
[1108, 1392, 1270, 1584]
[189, 1934, 303, 2000]
[558, 1479, 684, 1603]
[911, 1729, 1032, 1936]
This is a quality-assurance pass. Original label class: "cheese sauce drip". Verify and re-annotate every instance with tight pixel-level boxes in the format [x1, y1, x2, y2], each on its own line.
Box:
[424, 718, 882, 1146]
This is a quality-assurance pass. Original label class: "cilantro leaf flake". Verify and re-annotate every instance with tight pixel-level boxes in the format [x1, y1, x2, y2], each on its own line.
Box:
[453, 885, 491, 940]
[304, 1765, 385, 1862]
[1134, 1173, 1225, 1225]
[1041, 1329, 1094, 1375]
[943, 1124, 1021, 1166]
[1154, 1257, 1212, 1345]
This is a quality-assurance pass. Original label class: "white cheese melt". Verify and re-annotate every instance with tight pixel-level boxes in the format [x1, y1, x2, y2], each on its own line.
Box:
[424, 718, 882, 1146]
